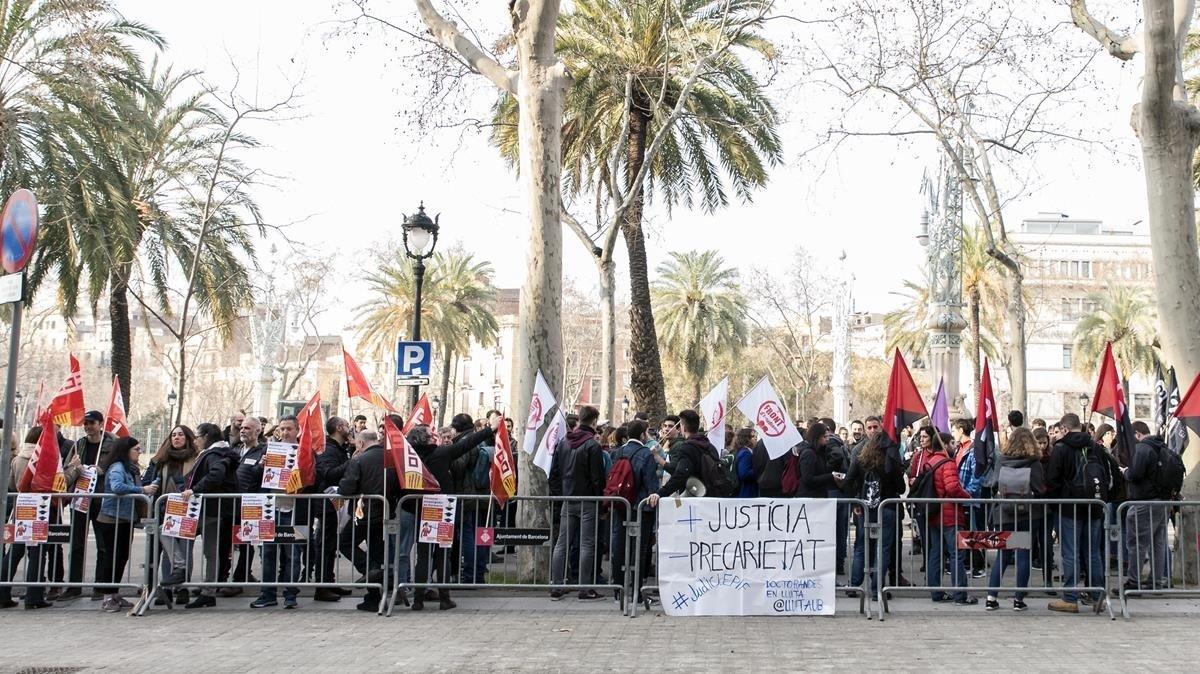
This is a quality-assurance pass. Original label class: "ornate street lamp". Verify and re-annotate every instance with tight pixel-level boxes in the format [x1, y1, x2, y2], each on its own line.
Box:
[1078, 392, 1090, 420]
[621, 396, 630, 422]
[402, 203, 440, 408]
[920, 158, 966, 409]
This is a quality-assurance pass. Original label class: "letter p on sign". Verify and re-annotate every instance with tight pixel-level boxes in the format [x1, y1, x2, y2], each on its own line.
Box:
[395, 340, 432, 377]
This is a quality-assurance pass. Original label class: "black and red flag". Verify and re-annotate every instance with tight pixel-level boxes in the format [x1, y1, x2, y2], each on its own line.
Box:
[883, 348, 928, 443]
[1173, 367, 1200, 440]
[973, 358, 1000, 477]
[1091, 342, 1137, 466]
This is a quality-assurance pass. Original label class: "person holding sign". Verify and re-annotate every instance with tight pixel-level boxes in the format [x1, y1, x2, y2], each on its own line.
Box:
[646, 410, 720, 508]
[252, 416, 303, 610]
[180, 423, 240, 609]
[143, 426, 198, 606]
[0, 428, 56, 609]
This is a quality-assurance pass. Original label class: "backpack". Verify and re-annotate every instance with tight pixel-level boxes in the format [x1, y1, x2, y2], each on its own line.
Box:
[603, 455, 638, 508]
[861, 470, 883, 509]
[471, 445, 493, 491]
[996, 464, 1034, 516]
[699, 448, 737, 497]
[1066, 447, 1112, 502]
[780, 453, 801, 496]
[720, 452, 743, 496]
[1153, 443, 1186, 500]
[911, 457, 953, 501]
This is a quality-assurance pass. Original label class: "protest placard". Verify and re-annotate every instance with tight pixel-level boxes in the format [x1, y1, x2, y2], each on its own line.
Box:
[657, 497, 836, 616]
[160, 493, 201, 540]
[237, 494, 277, 543]
[71, 465, 98, 514]
[261, 441, 299, 491]
[418, 494, 457, 548]
[13, 493, 51, 545]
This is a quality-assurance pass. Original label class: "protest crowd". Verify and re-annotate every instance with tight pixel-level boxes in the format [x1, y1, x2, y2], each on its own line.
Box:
[0, 345, 1196, 617]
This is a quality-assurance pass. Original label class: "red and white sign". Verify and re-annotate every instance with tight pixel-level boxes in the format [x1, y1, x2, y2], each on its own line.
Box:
[735, 377, 802, 459]
[105, 376, 130, 438]
[699, 378, 729, 450]
[956, 531, 1030, 550]
[533, 409, 567, 476]
[523, 369, 557, 455]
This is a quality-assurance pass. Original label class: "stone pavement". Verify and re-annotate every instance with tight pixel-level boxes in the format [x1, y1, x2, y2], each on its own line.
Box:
[0, 591, 1197, 673]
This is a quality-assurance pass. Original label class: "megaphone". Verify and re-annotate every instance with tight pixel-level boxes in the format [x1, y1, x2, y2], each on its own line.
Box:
[684, 477, 707, 498]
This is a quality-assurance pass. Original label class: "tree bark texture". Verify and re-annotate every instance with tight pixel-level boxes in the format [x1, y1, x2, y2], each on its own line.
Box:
[108, 270, 133, 414]
[598, 255, 617, 422]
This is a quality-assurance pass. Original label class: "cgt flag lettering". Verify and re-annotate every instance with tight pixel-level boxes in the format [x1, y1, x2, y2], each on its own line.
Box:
[490, 416, 517, 507]
[523, 369, 557, 456]
[973, 359, 1000, 482]
[343, 348, 398, 413]
[883, 349, 928, 443]
[20, 413, 66, 493]
[735, 377, 802, 460]
[287, 391, 323, 494]
[1165, 367, 1189, 454]
[533, 409, 567, 476]
[402, 393, 434, 434]
[383, 415, 439, 491]
[1154, 362, 1169, 436]
[1091, 342, 1137, 467]
[46, 354, 85, 427]
[699, 378, 729, 451]
[105, 376, 130, 439]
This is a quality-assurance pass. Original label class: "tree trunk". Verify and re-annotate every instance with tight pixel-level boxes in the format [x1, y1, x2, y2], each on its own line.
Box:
[622, 108, 669, 420]
[508, 0, 569, 582]
[109, 270, 133, 413]
[438, 348, 452, 427]
[598, 255, 617, 422]
[969, 286, 981, 408]
[174, 336, 187, 426]
[1002, 254, 1028, 414]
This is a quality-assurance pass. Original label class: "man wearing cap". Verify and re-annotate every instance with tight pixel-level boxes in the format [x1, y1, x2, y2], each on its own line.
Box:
[60, 410, 116, 600]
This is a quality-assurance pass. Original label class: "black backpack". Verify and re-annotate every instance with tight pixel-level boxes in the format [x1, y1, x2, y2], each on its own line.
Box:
[1153, 443, 1186, 500]
[911, 457, 953, 500]
[699, 447, 737, 497]
[1066, 446, 1112, 502]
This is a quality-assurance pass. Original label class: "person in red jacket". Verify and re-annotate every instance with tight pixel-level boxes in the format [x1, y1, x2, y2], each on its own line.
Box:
[912, 426, 976, 605]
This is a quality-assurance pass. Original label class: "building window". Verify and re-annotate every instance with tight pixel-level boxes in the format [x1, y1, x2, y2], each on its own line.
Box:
[1080, 261, 1091, 278]
[589, 378, 600, 405]
[1062, 345, 1072, 369]
[1134, 393, 1152, 420]
[1059, 260, 1069, 277]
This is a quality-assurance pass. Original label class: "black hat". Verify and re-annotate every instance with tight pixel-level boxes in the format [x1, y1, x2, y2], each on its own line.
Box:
[83, 410, 104, 423]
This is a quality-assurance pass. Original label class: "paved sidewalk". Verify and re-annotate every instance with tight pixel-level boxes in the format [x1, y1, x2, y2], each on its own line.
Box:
[0, 593, 1197, 672]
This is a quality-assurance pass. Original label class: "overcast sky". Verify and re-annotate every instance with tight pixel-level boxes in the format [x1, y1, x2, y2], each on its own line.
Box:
[112, 1, 1151, 342]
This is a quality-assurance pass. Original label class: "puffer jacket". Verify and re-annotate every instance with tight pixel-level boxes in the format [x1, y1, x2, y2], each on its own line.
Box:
[912, 449, 970, 527]
[100, 462, 144, 522]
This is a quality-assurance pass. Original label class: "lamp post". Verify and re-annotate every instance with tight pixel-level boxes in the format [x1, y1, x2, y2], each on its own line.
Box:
[402, 203, 440, 409]
[492, 382, 502, 413]
[920, 156, 967, 411]
[621, 396, 630, 422]
[1078, 392, 1090, 420]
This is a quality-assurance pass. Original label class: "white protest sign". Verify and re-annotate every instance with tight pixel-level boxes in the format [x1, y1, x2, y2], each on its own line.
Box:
[657, 497, 836, 616]
[71, 465, 98, 514]
[699, 378, 729, 451]
[160, 493, 201, 540]
[261, 441, 298, 491]
[735, 377, 803, 459]
[533, 409, 566, 476]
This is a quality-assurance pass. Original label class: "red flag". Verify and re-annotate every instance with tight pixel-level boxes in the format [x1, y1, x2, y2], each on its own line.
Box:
[343, 348, 398, 412]
[972, 358, 999, 472]
[490, 416, 517, 507]
[883, 349, 928, 442]
[382, 415, 439, 491]
[1091, 342, 1137, 465]
[1173, 369, 1200, 438]
[287, 391, 323, 493]
[105, 376, 130, 439]
[46, 354, 85, 426]
[20, 413, 66, 493]
[401, 394, 434, 434]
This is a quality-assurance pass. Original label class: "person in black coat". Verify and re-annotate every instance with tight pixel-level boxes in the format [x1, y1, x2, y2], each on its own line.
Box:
[181, 422, 239, 608]
[647, 410, 720, 506]
[306, 417, 353, 600]
[338, 430, 401, 612]
[227, 417, 266, 593]
[405, 418, 497, 611]
[796, 423, 843, 499]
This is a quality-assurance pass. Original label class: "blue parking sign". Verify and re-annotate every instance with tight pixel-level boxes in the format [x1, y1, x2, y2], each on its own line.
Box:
[396, 340, 433, 377]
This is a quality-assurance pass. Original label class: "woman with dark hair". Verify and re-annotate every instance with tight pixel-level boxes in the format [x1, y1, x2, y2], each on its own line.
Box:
[144, 426, 199, 605]
[845, 429, 905, 595]
[985, 427, 1046, 612]
[1094, 423, 1116, 450]
[96, 437, 157, 612]
[181, 422, 239, 609]
[909, 425, 975, 605]
[795, 422, 842, 498]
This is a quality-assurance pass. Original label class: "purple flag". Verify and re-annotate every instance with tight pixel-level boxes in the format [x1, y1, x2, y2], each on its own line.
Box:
[930, 377, 950, 434]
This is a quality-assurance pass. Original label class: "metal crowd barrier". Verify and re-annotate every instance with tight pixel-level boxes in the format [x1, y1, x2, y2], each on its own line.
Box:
[1, 493, 154, 612]
[135, 493, 391, 616]
[626, 497, 873, 618]
[877, 497, 1114, 620]
[1116, 499, 1200, 619]
[386, 494, 632, 617]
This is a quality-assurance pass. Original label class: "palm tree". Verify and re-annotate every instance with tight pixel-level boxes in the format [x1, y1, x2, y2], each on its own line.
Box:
[1072, 284, 1159, 380]
[884, 279, 930, 365]
[492, 0, 781, 418]
[651, 250, 748, 404]
[356, 246, 499, 422]
[961, 225, 1006, 398]
[31, 59, 257, 410]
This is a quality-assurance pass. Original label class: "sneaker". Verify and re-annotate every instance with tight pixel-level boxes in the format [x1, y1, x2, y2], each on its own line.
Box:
[58, 588, 82, 601]
[1013, 599, 1028, 612]
[985, 598, 999, 611]
[549, 590, 566, 601]
[578, 589, 603, 601]
[1048, 599, 1078, 613]
[1079, 595, 1092, 606]
[971, 569, 986, 579]
[1092, 595, 1107, 615]
[185, 595, 215, 609]
[100, 597, 122, 613]
[1032, 562, 1043, 571]
[931, 594, 953, 603]
[250, 597, 277, 609]
[283, 597, 298, 610]
[954, 597, 979, 606]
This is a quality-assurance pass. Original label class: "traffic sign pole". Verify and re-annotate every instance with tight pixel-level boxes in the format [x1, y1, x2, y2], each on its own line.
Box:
[0, 272, 23, 578]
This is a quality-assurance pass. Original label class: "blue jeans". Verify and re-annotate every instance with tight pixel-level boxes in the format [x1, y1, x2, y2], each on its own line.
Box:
[987, 548, 1031, 600]
[460, 508, 490, 583]
[926, 522, 967, 601]
[851, 505, 896, 593]
[394, 510, 416, 585]
[1060, 515, 1104, 603]
[260, 510, 301, 601]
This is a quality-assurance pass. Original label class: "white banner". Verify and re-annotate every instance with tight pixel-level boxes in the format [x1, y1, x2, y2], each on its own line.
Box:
[657, 497, 836, 616]
[523, 369, 558, 455]
[699, 378, 729, 451]
[533, 409, 567, 476]
[734, 377, 803, 459]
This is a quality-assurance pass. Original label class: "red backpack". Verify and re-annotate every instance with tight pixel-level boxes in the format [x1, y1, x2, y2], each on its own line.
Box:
[780, 453, 801, 496]
[604, 456, 637, 509]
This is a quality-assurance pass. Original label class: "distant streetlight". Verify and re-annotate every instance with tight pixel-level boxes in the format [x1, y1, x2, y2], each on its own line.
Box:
[1078, 392, 1090, 419]
[402, 203, 440, 408]
[621, 396, 630, 422]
